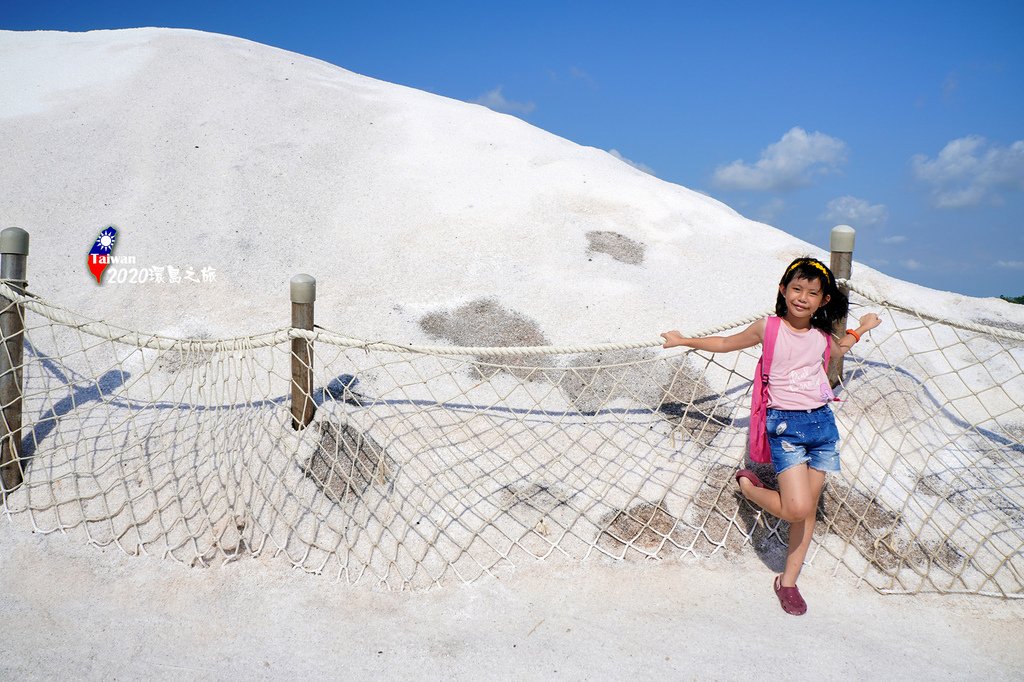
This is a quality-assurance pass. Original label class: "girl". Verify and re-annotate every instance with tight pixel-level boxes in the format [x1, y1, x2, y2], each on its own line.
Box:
[660, 257, 881, 615]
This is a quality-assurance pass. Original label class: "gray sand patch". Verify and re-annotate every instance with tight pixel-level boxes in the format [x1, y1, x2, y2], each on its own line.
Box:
[821, 479, 965, 574]
[1004, 422, 1024, 451]
[972, 317, 1024, 334]
[917, 465, 1024, 526]
[561, 349, 732, 445]
[498, 481, 585, 554]
[500, 481, 578, 525]
[598, 501, 684, 558]
[585, 230, 645, 265]
[419, 298, 553, 377]
[683, 463, 778, 559]
[155, 336, 215, 373]
[686, 463, 965, 575]
[303, 419, 395, 506]
[743, 466, 966, 574]
[839, 370, 920, 423]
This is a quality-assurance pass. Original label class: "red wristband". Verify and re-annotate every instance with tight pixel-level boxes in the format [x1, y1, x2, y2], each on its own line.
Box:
[845, 328, 861, 342]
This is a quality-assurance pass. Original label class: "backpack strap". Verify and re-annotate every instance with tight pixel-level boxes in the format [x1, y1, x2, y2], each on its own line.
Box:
[762, 316, 781, 383]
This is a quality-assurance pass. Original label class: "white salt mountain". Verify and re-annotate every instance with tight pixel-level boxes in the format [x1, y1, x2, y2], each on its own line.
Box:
[3, 30, 1024, 676]
[0, 28, 1020, 345]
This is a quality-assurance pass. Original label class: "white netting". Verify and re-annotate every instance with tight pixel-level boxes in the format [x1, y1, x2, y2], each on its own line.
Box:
[1, 281, 1022, 595]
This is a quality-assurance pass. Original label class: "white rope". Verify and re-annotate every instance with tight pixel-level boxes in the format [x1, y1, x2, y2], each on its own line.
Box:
[841, 279, 1024, 341]
[6, 277, 1021, 354]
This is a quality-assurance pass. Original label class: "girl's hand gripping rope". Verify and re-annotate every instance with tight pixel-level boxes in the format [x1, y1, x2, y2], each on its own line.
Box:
[836, 312, 882, 355]
[660, 330, 686, 348]
[857, 313, 882, 332]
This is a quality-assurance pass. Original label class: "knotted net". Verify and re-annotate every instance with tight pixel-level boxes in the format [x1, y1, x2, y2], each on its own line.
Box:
[1, 281, 1021, 595]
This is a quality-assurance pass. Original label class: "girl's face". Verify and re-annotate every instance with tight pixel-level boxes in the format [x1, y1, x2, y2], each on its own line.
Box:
[779, 276, 830, 323]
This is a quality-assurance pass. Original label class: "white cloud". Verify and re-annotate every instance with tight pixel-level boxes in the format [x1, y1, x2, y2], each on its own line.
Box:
[996, 260, 1024, 269]
[472, 86, 536, 115]
[712, 127, 847, 191]
[568, 66, 597, 89]
[821, 195, 888, 227]
[881, 235, 908, 245]
[902, 259, 924, 271]
[911, 136, 1024, 208]
[608, 149, 655, 175]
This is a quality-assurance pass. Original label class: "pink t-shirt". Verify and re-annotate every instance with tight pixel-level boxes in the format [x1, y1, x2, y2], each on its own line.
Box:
[767, 321, 835, 409]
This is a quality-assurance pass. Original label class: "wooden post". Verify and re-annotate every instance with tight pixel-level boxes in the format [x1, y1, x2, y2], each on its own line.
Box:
[290, 274, 316, 430]
[828, 224, 855, 388]
[0, 227, 29, 497]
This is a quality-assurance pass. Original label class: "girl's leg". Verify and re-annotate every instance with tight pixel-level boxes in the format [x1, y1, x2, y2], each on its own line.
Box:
[737, 465, 819, 523]
[738, 464, 826, 585]
[780, 466, 826, 587]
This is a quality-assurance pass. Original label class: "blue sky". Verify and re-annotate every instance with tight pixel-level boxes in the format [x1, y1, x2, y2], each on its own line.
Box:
[6, 1, 1023, 297]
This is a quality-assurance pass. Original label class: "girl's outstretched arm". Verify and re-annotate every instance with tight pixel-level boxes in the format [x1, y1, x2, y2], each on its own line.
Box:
[833, 312, 882, 357]
[661, 319, 765, 353]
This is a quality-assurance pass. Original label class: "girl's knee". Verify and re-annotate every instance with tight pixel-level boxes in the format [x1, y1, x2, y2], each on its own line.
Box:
[782, 500, 815, 522]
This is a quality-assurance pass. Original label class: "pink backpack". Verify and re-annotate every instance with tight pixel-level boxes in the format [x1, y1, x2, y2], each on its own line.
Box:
[748, 316, 832, 463]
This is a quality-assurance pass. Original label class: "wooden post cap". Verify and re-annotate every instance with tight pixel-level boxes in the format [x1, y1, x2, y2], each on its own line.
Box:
[830, 224, 855, 253]
[0, 227, 29, 255]
[290, 274, 316, 304]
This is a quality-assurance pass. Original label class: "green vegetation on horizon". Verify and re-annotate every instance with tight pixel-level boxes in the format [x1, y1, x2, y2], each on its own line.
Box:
[1000, 295, 1024, 305]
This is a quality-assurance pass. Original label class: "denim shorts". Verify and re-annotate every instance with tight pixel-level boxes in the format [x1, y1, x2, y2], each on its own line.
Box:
[766, 405, 841, 474]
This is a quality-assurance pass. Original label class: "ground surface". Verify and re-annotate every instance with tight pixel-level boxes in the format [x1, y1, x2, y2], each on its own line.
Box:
[2, 526, 1022, 680]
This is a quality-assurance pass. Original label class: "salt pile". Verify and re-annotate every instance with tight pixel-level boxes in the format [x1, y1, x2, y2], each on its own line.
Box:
[1, 27, 1023, 678]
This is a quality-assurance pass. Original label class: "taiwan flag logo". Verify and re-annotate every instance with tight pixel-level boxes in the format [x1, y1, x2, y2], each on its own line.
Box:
[87, 226, 117, 283]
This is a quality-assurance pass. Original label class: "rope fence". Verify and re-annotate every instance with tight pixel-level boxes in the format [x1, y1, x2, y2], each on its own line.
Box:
[1, 236, 1022, 595]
